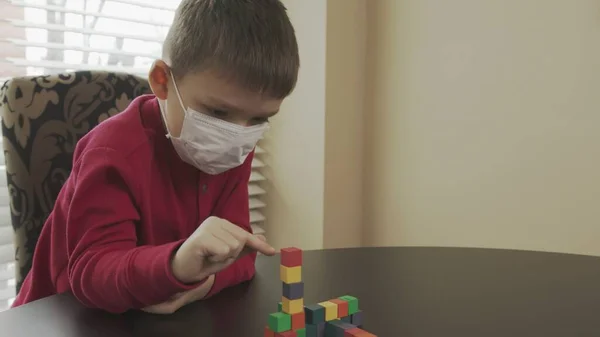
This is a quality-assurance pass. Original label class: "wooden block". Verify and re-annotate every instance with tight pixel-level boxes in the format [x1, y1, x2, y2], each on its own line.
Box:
[329, 299, 349, 317]
[295, 327, 307, 337]
[278, 302, 283, 312]
[291, 311, 306, 330]
[283, 281, 304, 300]
[318, 301, 338, 321]
[306, 322, 326, 337]
[281, 265, 302, 283]
[281, 247, 303, 267]
[269, 312, 292, 332]
[305, 304, 326, 324]
[340, 316, 351, 323]
[350, 311, 363, 327]
[325, 320, 356, 337]
[283, 297, 304, 314]
[338, 296, 359, 315]
[265, 326, 276, 337]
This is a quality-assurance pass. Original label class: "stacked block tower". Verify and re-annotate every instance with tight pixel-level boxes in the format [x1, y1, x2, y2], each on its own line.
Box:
[265, 247, 377, 337]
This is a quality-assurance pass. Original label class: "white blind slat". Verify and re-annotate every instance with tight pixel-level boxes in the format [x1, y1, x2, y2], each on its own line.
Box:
[249, 171, 266, 183]
[0, 224, 11, 248]
[108, 0, 177, 12]
[3, 39, 158, 59]
[249, 197, 266, 210]
[8, 1, 170, 27]
[0, 243, 14, 265]
[248, 184, 266, 197]
[0, 280, 16, 302]
[0, 167, 6, 189]
[0, 262, 14, 283]
[3, 58, 148, 76]
[251, 158, 265, 169]
[250, 210, 265, 223]
[251, 224, 265, 235]
[2, 19, 164, 43]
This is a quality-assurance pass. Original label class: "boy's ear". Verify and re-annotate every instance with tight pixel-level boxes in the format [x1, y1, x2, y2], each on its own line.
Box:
[148, 60, 170, 100]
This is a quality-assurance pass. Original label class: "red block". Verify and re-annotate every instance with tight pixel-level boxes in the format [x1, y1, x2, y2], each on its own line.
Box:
[275, 331, 297, 337]
[291, 311, 306, 330]
[329, 298, 349, 317]
[281, 247, 303, 267]
[265, 326, 275, 337]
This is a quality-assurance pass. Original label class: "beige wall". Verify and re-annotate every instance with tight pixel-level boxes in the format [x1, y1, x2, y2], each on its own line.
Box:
[364, 0, 600, 256]
[267, 0, 600, 256]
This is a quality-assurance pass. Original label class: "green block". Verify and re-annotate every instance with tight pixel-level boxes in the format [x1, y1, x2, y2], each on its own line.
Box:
[341, 316, 351, 323]
[278, 302, 283, 312]
[296, 328, 306, 337]
[339, 295, 359, 315]
[268, 312, 291, 332]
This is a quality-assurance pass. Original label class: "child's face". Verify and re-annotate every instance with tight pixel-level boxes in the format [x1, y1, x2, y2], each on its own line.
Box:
[149, 60, 282, 138]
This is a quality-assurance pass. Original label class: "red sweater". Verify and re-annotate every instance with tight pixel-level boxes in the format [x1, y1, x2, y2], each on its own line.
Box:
[11, 95, 257, 313]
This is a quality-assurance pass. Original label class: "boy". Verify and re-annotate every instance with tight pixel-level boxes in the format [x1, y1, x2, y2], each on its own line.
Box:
[11, 0, 299, 314]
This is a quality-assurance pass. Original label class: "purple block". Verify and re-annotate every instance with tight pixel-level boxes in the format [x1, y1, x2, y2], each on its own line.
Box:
[282, 281, 304, 300]
[351, 310, 363, 327]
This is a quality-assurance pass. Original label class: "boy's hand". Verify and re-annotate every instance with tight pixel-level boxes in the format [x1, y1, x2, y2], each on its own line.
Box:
[171, 216, 276, 284]
[141, 275, 215, 314]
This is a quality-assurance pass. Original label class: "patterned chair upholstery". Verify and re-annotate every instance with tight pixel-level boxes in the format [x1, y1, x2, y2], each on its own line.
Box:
[0, 71, 151, 292]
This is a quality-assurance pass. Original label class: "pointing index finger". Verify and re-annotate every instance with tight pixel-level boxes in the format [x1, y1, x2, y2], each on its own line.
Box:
[221, 222, 276, 256]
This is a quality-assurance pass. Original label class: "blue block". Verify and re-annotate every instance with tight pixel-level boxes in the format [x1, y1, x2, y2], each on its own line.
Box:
[340, 316, 351, 323]
[282, 281, 304, 300]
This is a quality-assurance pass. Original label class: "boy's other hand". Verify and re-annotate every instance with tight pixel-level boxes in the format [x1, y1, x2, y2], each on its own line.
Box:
[141, 275, 215, 314]
[171, 216, 276, 284]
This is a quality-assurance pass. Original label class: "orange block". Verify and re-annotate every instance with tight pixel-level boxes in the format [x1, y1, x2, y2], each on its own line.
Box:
[329, 298, 349, 317]
[291, 311, 306, 330]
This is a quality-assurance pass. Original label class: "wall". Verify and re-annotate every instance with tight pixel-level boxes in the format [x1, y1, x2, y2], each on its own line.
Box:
[263, 0, 327, 250]
[364, 0, 600, 256]
[263, 0, 367, 250]
[323, 0, 367, 249]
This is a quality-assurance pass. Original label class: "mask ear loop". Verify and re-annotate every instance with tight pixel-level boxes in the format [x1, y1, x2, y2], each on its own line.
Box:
[169, 70, 187, 114]
[160, 68, 188, 139]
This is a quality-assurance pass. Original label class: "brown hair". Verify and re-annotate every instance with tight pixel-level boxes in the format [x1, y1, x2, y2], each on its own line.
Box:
[163, 0, 300, 99]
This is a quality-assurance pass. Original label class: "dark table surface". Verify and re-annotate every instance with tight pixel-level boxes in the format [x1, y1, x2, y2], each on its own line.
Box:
[2, 247, 600, 337]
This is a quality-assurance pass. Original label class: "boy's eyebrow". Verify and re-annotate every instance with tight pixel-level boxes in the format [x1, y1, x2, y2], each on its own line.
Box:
[202, 96, 279, 117]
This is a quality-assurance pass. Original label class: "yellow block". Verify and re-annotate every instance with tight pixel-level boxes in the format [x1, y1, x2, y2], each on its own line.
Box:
[280, 265, 302, 283]
[282, 297, 304, 314]
[319, 301, 338, 321]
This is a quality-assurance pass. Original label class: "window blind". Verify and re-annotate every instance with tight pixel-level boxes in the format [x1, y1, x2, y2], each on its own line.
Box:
[0, 0, 268, 312]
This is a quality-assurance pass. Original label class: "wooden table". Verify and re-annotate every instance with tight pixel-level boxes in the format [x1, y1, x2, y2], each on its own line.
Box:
[1, 247, 600, 336]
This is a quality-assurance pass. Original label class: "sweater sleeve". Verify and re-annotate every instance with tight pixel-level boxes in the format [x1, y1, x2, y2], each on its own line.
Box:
[204, 150, 257, 298]
[65, 147, 198, 313]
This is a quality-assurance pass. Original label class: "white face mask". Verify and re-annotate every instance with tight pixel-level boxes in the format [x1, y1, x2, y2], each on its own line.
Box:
[158, 72, 270, 175]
